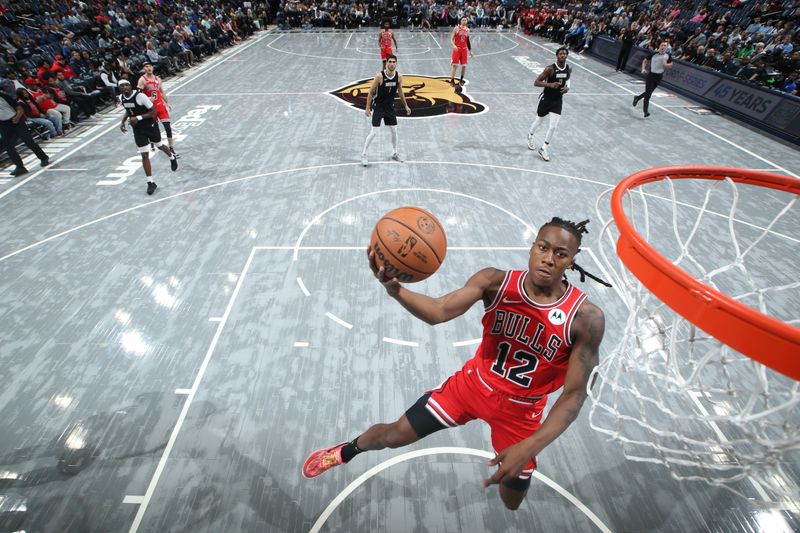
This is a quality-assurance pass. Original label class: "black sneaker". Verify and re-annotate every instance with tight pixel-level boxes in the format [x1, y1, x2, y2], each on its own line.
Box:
[171, 148, 180, 159]
[147, 181, 158, 195]
[170, 157, 178, 171]
[10, 167, 28, 177]
[632, 96, 639, 107]
[41, 157, 50, 167]
[643, 112, 651, 117]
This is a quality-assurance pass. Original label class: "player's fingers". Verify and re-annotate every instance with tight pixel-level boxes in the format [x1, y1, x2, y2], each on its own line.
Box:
[483, 469, 506, 487]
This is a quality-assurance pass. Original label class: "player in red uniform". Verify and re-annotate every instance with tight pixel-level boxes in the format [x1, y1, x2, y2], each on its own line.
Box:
[379, 20, 398, 68]
[450, 17, 474, 84]
[137, 61, 178, 157]
[303, 217, 609, 510]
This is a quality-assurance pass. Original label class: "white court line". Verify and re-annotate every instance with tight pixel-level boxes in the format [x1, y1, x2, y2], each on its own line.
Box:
[174, 388, 191, 395]
[257, 246, 530, 251]
[382, 337, 419, 347]
[122, 495, 145, 505]
[688, 391, 772, 502]
[470, 91, 631, 95]
[44, 168, 88, 172]
[170, 92, 325, 97]
[208, 316, 223, 322]
[294, 341, 310, 347]
[268, 33, 518, 61]
[127, 247, 257, 533]
[344, 32, 354, 49]
[0, 31, 273, 201]
[513, 32, 799, 178]
[452, 338, 482, 347]
[309, 447, 613, 533]
[427, 31, 442, 49]
[296, 277, 311, 296]
[325, 312, 353, 329]
[2, 160, 795, 266]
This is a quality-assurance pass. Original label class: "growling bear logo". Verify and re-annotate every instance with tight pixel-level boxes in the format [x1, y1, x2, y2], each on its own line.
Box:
[330, 75, 487, 117]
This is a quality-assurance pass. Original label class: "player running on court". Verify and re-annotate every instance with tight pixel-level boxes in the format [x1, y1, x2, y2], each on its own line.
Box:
[527, 47, 571, 162]
[304, 217, 608, 510]
[361, 54, 411, 167]
[450, 17, 473, 85]
[118, 79, 178, 195]
[138, 61, 178, 158]
[379, 21, 398, 68]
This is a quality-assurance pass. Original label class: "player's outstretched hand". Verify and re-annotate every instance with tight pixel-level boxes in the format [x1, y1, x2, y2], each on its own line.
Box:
[483, 442, 532, 487]
[367, 247, 401, 296]
[120, 122, 127, 133]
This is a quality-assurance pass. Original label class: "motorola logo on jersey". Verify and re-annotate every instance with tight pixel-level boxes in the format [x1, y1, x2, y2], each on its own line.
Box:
[548, 308, 566, 325]
[330, 75, 487, 118]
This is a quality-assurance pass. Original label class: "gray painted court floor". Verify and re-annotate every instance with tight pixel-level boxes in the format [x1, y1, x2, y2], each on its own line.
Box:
[0, 29, 798, 533]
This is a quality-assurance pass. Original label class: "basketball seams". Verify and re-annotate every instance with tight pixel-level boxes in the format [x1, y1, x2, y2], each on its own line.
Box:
[375, 230, 434, 277]
[382, 215, 445, 265]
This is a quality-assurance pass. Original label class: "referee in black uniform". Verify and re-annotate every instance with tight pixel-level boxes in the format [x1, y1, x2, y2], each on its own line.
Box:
[0, 79, 49, 176]
[633, 41, 673, 118]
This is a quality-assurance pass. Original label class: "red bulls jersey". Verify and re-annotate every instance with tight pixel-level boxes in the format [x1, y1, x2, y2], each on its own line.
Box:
[454, 26, 470, 48]
[471, 270, 587, 397]
[380, 29, 394, 50]
[141, 74, 164, 106]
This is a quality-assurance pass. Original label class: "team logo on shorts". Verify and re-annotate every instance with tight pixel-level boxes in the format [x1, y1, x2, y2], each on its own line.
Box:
[548, 309, 566, 326]
[329, 75, 487, 118]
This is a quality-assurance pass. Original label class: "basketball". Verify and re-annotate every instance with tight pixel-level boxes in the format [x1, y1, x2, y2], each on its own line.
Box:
[369, 206, 447, 283]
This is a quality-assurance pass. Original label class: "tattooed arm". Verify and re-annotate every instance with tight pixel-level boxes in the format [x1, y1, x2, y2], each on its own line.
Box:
[484, 300, 605, 486]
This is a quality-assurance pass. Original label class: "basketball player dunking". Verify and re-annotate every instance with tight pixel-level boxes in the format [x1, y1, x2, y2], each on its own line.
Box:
[361, 54, 411, 167]
[379, 21, 398, 68]
[138, 61, 178, 158]
[450, 17, 473, 85]
[304, 218, 608, 511]
[528, 47, 571, 162]
[118, 79, 178, 195]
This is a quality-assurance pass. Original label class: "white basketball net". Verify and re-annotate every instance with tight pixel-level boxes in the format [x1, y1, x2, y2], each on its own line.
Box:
[590, 174, 800, 500]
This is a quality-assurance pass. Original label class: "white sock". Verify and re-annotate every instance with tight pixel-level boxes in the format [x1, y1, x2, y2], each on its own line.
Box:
[362, 128, 377, 156]
[528, 115, 544, 136]
[388, 126, 398, 153]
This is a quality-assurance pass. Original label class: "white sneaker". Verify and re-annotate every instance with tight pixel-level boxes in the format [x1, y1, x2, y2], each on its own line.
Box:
[391, 153, 402, 162]
[361, 155, 368, 167]
[537, 146, 550, 162]
[527, 134, 536, 151]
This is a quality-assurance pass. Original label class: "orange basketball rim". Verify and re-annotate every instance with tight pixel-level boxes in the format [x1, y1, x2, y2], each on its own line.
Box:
[611, 166, 800, 380]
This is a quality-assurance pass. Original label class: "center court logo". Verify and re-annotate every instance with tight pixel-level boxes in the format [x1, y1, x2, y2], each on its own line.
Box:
[329, 75, 487, 118]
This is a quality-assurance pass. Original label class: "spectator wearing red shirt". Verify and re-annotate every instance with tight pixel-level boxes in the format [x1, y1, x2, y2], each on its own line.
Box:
[49, 56, 77, 80]
[25, 77, 70, 131]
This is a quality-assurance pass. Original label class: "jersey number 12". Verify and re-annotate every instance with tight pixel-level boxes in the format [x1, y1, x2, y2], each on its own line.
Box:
[490, 341, 539, 387]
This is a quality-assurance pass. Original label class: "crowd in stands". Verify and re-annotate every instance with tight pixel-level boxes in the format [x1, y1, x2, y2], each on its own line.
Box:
[517, 0, 799, 95]
[2, 0, 797, 161]
[275, 0, 798, 96]
[1, 0, 268, 144]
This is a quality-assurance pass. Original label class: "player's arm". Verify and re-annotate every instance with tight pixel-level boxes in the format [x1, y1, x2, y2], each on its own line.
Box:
[641, 56, 649, 73]
[467, 36, 473, 56]
[136, 77, 146, 90]
[119, 108, 128, 132]
[393, 32, 398, 49]
[368, 248, 502, 324]
[665, 54, 674, 68]
[451, 27, 457, 48]
[561, 69, 571, 94]
[396, 73, 411, 114]
[534, 66, 557, 89]
[484, 301, 605, 486]
[364, 73, 381, 116]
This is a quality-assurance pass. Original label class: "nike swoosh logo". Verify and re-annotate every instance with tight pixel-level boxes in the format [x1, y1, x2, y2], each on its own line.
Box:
[502, 297, 522, 304]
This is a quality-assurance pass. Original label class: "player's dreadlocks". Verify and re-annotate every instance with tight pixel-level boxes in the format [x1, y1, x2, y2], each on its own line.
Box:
[540, 217, 612, 287]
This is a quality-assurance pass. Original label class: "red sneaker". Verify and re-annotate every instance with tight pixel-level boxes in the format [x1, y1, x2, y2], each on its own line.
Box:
[302, 443, 347, 478]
